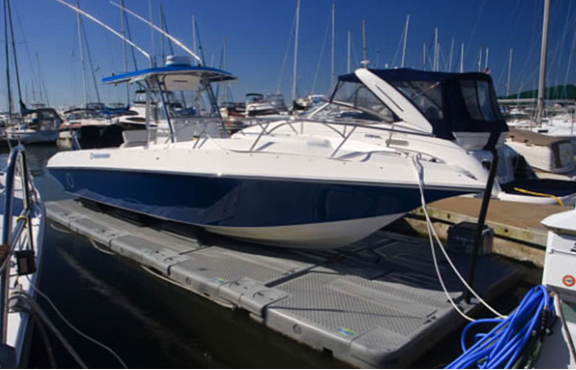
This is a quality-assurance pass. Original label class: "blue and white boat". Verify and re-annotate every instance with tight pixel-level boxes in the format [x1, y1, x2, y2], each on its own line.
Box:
[47, 61, 487, 249]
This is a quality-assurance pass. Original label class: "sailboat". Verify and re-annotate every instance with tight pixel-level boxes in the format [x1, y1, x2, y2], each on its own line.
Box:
[3, 0, 60, 144]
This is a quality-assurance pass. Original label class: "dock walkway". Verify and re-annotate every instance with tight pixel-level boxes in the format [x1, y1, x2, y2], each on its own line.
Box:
[46, 199, 523, 368]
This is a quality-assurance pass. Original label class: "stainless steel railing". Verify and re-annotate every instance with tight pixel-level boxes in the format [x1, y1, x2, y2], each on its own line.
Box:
[0, 145, 38, 343]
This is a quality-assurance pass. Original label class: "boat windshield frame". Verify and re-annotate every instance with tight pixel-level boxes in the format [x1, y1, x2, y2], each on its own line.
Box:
[319, 80, 400, 123]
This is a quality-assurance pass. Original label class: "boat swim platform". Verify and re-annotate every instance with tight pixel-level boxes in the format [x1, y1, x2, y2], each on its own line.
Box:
[46, 199, 523, 368]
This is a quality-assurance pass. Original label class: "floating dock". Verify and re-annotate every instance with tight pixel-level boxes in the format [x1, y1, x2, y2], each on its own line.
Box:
[404, 197, 565, 267]
[46, 199, 523, 368]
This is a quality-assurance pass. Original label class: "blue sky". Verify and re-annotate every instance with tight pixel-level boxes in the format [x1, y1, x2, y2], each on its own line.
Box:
[2, 0, 576, 109]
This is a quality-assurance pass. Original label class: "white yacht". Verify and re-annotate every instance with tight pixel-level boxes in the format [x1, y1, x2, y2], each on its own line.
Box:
[47, 63, 487, 249]
[248, 68, 576, 206]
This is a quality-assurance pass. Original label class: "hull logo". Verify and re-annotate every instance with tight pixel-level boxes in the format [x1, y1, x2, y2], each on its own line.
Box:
[90, 153, 111, 159]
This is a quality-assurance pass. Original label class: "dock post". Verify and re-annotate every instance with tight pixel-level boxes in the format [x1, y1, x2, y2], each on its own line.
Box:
[464, 149, 499, 304]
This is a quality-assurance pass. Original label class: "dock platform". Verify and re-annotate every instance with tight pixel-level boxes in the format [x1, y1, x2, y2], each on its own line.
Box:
[46, 199, 523, 368]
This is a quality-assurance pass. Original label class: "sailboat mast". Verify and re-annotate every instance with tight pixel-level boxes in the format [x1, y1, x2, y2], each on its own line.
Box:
[347, 30, 351, 73]
[448, 37, 454, 72]
[76, 3, 88, 107]
[507, 48, 513, 97]
[537, 0, 551, 125]
[422, 42, 426, 70]
[291, 0, 300, 104]
[148, 0, 155, 66]
[120, 0, 129, 105]
[478, 47, 482, 72]
[4, 0, 12, 115]
[433, 28, 438, 71]
[6, 0, 23, 113]
[192, 15, 197, 57]
[460, 43, 464, 73]
[401, 14, 410, 68]
[361, 19, 367, 68]
[484, 47, 489, 69]
[331, 3, 335, 86]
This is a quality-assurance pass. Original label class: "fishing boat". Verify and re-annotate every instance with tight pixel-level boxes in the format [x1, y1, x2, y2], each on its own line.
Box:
[0, 145, 45, 367]
[47, 62, 487, 249]
[251, 68, 576, 206]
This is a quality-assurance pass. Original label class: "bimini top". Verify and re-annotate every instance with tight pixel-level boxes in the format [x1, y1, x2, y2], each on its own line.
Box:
[102, 65, 237, 91]
[339, 68, 508, 145]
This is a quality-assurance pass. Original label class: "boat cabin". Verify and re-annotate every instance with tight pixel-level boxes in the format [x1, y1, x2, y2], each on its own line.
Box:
[332, 68, 509, 150]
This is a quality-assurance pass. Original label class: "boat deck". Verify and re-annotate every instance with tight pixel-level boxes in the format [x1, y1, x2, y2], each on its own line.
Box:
[46, 199, 523, 368]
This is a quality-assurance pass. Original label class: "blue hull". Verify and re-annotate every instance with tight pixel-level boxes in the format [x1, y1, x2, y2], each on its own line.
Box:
[50, 169, 466, 228]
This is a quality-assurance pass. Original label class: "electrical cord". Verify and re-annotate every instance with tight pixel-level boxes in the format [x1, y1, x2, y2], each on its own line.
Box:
[446, 285, 554, 369]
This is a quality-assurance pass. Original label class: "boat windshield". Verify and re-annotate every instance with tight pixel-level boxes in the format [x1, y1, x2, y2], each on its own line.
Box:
[321, 81, 397, 123]
[390, 81, 444, 121]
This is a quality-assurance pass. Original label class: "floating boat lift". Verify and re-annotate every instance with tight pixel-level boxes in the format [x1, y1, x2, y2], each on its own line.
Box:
[46, 199, 522, 368]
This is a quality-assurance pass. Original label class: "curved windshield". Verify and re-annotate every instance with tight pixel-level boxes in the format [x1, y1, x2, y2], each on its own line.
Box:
[391, 81, 444, 121]
[318, 81, 397, 123]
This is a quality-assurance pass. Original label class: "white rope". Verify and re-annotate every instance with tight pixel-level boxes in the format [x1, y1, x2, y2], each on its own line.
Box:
[411, 155, 506, 321]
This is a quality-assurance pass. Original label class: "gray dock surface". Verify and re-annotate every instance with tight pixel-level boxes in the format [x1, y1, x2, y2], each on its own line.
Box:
[46, 199, 523, 368]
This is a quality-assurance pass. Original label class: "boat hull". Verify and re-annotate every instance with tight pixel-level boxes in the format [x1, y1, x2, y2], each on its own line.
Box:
[8, 130, 58, 144]
[50, 168, 465, 248]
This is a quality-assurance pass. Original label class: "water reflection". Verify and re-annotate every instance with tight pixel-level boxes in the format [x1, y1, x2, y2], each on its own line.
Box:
[25, 145, 345, 368]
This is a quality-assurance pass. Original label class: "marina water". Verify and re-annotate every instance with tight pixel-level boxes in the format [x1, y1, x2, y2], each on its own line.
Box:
[9, 145, 535, 368]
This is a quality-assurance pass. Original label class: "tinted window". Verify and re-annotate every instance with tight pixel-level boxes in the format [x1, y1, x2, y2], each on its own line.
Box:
[392, 81, 444, 121]
[331, 81, 396, 122]
[460, 80, 483, 120]
[477, 80, 497, 121]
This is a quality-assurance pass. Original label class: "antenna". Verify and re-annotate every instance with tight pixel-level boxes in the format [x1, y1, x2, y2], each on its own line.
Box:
[110, 1, 202, 65]
[53, 0, 151, 63]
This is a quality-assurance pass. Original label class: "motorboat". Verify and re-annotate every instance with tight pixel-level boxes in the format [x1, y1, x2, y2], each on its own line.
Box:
[506, 127, 575, 174]
[246, 68, 576, 206]
[47, 63, 487, 249]
[57, 107, 119, 150]
[245, 93, 288, 117]
[6, 108, 61, 145]
[0, 145, 45, 367]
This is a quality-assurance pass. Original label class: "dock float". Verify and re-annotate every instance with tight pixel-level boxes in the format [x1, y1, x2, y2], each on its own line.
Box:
[46, 199, 523, 368]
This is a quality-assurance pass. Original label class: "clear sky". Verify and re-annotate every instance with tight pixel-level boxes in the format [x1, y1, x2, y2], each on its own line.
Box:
[2, 0, 576, 109]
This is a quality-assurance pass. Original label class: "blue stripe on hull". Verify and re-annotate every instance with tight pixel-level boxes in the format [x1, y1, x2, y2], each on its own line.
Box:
[49, 169, 467, 228]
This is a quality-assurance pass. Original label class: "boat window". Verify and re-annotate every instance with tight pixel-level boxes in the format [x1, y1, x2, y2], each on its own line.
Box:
[477, 80, 497, 121]
[330, 81, 396, 122]
[391, 81, 444, 121]
[460, 80, 484, 120]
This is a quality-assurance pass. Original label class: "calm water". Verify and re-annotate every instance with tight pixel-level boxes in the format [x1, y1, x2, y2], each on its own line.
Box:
[14, 145, 537, 369]
[20, 146, 344, 368]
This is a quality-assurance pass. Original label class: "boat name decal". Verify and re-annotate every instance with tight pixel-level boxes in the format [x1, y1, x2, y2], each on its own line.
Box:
[90, 153, 111, 159]
[364, 134, 382, 139]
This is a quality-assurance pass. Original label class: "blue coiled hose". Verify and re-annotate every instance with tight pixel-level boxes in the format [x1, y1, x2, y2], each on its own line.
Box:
[446, 285, 555, 369]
